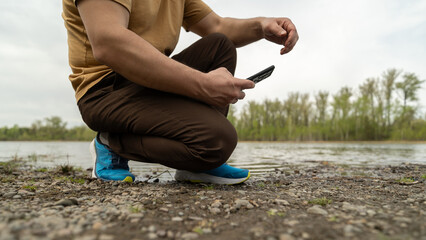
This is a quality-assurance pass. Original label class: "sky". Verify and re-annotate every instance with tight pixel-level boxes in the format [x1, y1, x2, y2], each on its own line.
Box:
[0, 0, 425, 128]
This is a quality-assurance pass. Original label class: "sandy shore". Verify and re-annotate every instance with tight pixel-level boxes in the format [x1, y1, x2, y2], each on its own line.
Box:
[1, 160, 425, 240]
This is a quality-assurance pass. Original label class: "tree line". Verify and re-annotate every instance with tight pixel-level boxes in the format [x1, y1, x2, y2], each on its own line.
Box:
[0, 116, 96, 141]
[228, 68, 426, 141]
[1, 68, 425, 141]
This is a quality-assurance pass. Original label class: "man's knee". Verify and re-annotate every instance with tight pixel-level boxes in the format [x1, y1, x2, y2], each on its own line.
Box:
[189, 120, 238, 171]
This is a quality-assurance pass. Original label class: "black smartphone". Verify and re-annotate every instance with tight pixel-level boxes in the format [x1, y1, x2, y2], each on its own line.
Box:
[247, 65, 275, 83]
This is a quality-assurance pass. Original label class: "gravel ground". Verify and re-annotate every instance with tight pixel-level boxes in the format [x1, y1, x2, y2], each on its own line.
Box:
[1, 159, 425, 240]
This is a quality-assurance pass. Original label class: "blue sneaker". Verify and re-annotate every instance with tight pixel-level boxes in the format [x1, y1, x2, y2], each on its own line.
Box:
[174, 164, 250, 185]
[90, 137, 135, 182]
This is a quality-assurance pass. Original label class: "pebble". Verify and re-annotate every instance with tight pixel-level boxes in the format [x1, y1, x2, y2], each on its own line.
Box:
[307, 206, 328, 216]
[54, 198, 78, 207]
[172, 217, 183, 222]
[181, 232, 199, 240]
[3, 192, 16, 198]
[210, 207, 221, 214]
[279, 234, 295, 240]
[274, 199, 290, 206]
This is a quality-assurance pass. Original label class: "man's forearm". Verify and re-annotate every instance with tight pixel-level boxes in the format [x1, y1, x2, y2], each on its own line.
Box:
[216, 17, 266, 47]
[95, 27, 206, 100]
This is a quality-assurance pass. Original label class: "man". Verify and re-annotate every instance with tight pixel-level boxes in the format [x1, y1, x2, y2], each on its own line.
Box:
[62, 0, 298, 184]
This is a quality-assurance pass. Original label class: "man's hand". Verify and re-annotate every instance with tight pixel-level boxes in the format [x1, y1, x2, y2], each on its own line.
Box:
[261, 17, 299, 55]
[200, 68, 255, 107]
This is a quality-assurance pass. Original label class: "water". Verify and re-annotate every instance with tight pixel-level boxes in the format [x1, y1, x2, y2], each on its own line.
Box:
[1, 141, 425, 181]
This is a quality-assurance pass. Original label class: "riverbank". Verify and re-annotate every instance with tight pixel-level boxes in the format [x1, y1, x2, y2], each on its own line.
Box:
[1, 160, 425, 240]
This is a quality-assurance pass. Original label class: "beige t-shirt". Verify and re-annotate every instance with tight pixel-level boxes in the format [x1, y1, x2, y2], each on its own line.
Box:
[62, 0, 212, 101]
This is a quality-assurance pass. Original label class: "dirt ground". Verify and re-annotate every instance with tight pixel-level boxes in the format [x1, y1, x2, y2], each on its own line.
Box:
[1, 160, 425, 240]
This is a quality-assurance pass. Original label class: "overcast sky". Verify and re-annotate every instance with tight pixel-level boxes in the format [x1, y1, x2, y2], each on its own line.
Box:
[0, 0, 425, 128]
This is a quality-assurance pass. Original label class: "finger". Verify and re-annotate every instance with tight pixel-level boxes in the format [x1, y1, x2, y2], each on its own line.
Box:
[270, 22, 287, 38]
[282, 28, 298, 54]
[231, 98, 238, 104]
[235, 78, 255, 89]
[237, 90, 246, 100]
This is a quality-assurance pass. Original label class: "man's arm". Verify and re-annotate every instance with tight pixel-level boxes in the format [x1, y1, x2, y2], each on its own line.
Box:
[76, 0, 254, 107]
[189, 12, 298, 55]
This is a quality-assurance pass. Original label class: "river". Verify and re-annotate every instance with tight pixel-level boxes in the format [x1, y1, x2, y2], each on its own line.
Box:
[1, 141, 425, 181]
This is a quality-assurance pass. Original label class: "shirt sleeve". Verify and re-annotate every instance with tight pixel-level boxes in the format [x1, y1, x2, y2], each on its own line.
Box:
[73, 0, 132, 13]
[182, 0, 213, 31]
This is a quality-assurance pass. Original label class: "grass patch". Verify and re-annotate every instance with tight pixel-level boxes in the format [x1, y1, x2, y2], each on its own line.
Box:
[308, 197, 332, 206]
[203, 185, 215, 190]
[129, 205, 143, 213]
[267, 208, 285, 217]
[397, 177, 415, 183]
[56, 176, 86, 184]
[0, 160, 20, 174]
[22, 185, 37, 192]
[35, 167, 48, 173]
[421, 174, 426, 180]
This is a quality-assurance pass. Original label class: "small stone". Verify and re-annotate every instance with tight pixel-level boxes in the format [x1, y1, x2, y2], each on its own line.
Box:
[159, 207, 169, 212]
[148, 225, 157, 232]
[234, 199, 253, 209]
[3, 192, 16, 198]
[181, 232, 199, 240]
[92, 222, 103, 230]
[188, 216, 203, 221]
[366, 209, 376, 216]
[172, 217, 183, 222]
[307, 206, 328, 216]
[236, 190, 246, 195]
[99, 234, 115, 240]
[343, 224, 361, 237]
[274, 199, 290, 206]
[12, 195, 22, 199]
[279, 233, 295, 240]
[210, 207, 221, 214]
[211, 200, 222, 208]
[55, 198, 78, 207]
[147, 232, 157, 239]
[156, 230, 167, 238]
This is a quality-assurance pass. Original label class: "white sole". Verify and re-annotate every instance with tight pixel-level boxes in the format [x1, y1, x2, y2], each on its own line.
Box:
[89, 139, 97, 179]
[174, 170, 251, 185]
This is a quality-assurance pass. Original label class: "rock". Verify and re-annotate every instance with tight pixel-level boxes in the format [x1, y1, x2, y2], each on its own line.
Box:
[393, 217, 412, 223]
[172, 217, 183, 222]
[181, 232, 199, 240]
[92, 222, 104, 230]
[343, 224, 361, 237]
[234, 199, 254, 209]
[307, 206, 328, 216]
[188, 216, 203, 221]
[341, 202, 365, 213]
[279, 234, 295, 240]
[211, 200, 222, 208]
[159, 207, 168, 212]
[99, 234, 115, 240]
[54, 198, 78, 207]
[156, 230, 167, 238]
[3, 192, 16, 198]
[274, 199, 290, 206]
[236, 190, 246, 195]
[210, 207, 221, 214]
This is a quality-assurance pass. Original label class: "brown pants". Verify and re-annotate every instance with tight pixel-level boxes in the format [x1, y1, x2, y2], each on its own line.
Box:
[78, 33, 238, 171]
